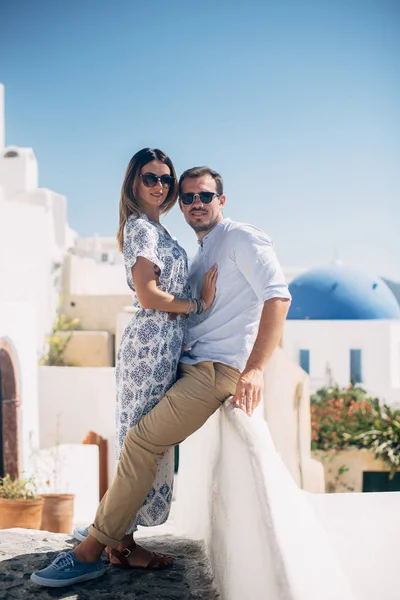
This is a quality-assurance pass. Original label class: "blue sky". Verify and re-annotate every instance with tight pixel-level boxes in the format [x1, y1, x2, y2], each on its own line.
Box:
[1, 0, 399, 279]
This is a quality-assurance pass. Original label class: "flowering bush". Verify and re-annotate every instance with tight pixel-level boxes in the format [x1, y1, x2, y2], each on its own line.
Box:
[311, 385, 400, 475]
[0, 474, 40, 500]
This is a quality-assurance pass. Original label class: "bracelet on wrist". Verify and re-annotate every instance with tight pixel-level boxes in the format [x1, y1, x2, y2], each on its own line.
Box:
[188, 298, 208, 315]
[194, 298, 206, 314]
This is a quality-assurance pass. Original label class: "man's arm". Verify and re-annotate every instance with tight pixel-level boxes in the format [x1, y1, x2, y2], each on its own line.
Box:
[230, 297, 290, 416]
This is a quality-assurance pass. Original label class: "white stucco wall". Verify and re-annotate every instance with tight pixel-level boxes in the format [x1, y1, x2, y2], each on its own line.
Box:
[0, 302, 40, 471]
[38, 366, 116, 447]
[38, 366, 117, 481]
[0, 191, 65, 354]
[310, 491, 400, 600]
[263, 347, 324, 493]
[283, 320, 400, 404]
[14, 188, 67, 252]
[175, 403, 353, 600]
[33, 443, 99, 526]
[66, 254, 127, 295]
[176, 400, 400, 599]
[74, 235, 123, 265]
[0, 146, 38, 193]
[390, 325, 400, 389]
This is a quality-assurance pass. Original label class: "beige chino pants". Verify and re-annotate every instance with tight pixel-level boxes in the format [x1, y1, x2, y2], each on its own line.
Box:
[89, 361, 240, 547]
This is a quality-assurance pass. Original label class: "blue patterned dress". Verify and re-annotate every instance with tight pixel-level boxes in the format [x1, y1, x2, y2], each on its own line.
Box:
[115, 213, 190, 532]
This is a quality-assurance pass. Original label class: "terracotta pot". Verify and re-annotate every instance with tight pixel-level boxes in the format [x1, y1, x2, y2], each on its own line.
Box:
[40, 494, 74, 534]
[0, 496, 44, 529]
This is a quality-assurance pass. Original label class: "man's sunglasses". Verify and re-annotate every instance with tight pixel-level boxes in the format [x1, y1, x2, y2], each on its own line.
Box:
[140, 172, 175, 188]
[179, 192, 220, 206]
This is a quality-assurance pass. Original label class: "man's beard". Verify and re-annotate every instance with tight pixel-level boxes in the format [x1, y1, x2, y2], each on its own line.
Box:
[189, 214, 219, 233]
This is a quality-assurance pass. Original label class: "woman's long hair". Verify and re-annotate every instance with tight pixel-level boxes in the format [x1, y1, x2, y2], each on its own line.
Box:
[117, 148, 178, 251]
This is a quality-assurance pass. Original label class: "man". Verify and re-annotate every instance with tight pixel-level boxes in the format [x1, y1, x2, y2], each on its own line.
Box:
[31, 167, 291, 587]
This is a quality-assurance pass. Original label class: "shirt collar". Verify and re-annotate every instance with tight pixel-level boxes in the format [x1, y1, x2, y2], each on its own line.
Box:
[198, 218, 231, 246]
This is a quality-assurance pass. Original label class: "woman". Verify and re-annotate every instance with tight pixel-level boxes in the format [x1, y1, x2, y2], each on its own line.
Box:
[74, 148, 217, 569]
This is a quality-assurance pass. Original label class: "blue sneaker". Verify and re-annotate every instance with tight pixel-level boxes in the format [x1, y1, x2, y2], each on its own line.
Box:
[30, 551, 104, 587]
[73, 525, 90, 542]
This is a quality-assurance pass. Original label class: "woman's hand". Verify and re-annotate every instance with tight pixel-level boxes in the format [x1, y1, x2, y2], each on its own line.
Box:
[200, 264, 218, 309]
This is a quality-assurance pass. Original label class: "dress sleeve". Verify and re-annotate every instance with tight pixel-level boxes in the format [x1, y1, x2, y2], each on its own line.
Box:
[123, 217, 163, 272]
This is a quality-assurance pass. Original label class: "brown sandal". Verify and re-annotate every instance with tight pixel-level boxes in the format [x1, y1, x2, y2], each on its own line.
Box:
[109, 542, 173, 570]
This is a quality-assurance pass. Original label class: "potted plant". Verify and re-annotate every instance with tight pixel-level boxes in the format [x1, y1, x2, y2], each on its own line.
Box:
[29, 417, 75, 534]
[40, 490, 75, 534]
[0, 474, 44, 529]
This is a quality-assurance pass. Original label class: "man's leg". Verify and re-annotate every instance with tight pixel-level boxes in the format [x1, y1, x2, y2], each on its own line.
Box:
[31, 361, 239, 586]
[89, 361, 240, 547]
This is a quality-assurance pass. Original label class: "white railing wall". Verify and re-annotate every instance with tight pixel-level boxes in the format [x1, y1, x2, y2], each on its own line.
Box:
[175, 403, 354, 600]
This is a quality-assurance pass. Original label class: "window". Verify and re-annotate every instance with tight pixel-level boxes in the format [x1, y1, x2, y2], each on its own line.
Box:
[101, 253, 108, 262]
[4, 150, 19, 158]
[350, 349, 362, 384]
[363, 472, 400, 493]
[299, 349, 310, 374]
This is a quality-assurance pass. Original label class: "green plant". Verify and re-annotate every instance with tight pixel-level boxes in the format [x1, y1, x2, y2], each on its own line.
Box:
[0, 474, 40, 500]
[311, 384, 400, 477]
[351, 401, 400, 477]
[40, 311, 80, 366]
[326, 464, 354, 493]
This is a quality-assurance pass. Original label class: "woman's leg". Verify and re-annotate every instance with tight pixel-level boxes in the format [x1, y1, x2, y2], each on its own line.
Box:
[107, 453, 174, 568]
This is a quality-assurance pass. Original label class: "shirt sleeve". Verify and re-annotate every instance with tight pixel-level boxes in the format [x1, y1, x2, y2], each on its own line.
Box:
[123, 217, 163, 272]
[233, 225, 292, 303]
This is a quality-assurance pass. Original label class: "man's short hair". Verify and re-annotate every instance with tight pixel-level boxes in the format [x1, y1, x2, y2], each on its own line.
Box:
[179, 167, 223, 195]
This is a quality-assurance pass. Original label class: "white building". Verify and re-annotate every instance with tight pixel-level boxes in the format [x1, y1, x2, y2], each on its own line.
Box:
[73, 234, 123, 266]
[0, 84, 70, 357]
[0, 82, 69, 475]
[283, 265, 400, 404]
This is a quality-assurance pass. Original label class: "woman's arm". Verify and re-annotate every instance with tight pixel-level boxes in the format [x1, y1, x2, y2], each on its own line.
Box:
[132, 257, 217, 313]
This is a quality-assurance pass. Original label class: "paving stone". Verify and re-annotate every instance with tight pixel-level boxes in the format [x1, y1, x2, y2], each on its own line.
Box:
[0, 529, 219, 600]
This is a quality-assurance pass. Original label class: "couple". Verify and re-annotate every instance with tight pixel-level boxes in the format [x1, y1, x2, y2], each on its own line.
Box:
[31, 147, 291, 587]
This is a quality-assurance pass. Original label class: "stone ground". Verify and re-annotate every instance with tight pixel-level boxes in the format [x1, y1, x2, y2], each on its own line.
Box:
[0, 529, 219, 600]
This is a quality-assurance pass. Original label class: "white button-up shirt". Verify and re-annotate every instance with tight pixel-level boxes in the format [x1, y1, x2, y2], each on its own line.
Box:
[181, 218, 291, 372]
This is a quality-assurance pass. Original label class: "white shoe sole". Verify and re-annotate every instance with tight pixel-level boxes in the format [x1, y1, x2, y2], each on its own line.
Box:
[73, 527, 89, 542]
[30, 568, 104, 588]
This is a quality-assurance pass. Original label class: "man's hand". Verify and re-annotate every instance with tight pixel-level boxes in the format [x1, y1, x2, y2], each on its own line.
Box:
[229, 367, 264, 416]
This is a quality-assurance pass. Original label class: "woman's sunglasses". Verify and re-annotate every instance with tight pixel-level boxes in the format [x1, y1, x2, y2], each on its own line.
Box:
[140, 172, 175, 188]
[179, 192, 220, 206]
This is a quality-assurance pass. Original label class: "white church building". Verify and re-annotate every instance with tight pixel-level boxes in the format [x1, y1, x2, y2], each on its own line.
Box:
[283, 264, 400, 405]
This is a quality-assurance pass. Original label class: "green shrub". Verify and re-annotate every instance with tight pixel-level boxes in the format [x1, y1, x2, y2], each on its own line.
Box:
[40, 312, 80, 366]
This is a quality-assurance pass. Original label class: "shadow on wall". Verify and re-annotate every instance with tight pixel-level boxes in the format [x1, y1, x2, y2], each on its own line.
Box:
[263, 346, 324, 492]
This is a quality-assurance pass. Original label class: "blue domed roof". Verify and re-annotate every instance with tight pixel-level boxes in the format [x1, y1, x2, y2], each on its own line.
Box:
[287, 266, 400, 320]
